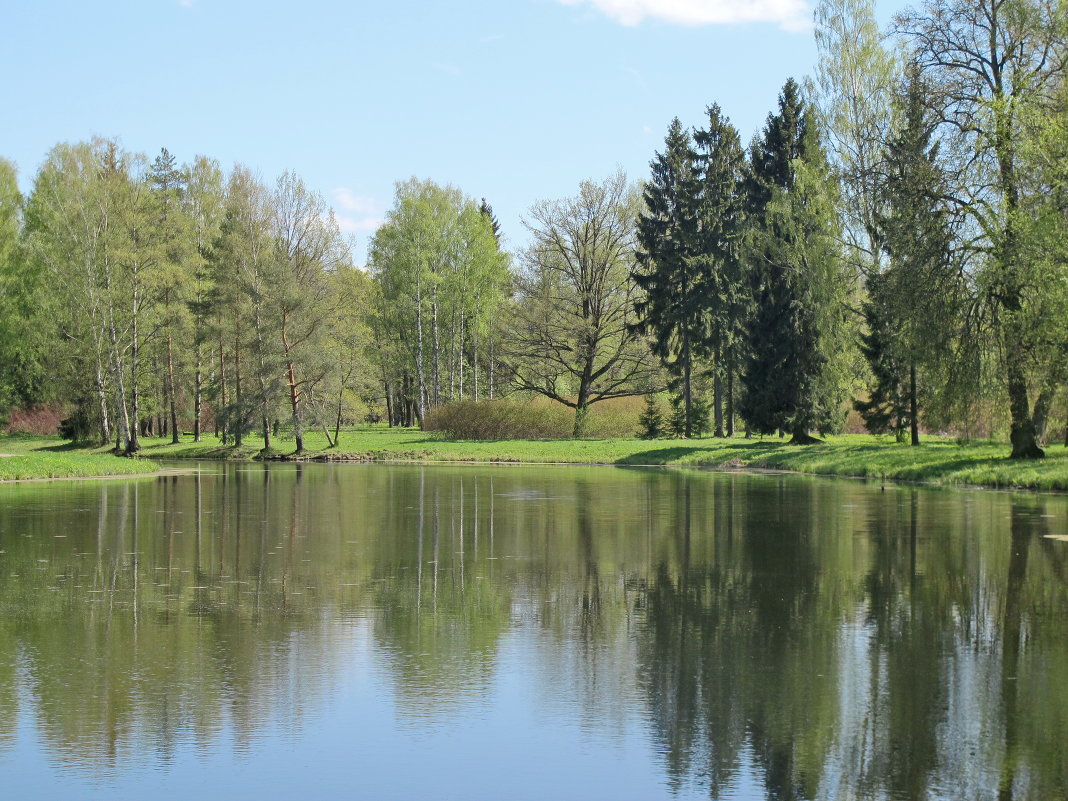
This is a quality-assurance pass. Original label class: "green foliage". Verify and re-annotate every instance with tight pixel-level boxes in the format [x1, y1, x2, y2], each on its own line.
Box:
[668, 392, 710, 438]
[507, 170, 657, 436]
[637, 394, 665, 439]
[857, 65, 962, 441]
[370, 179, 510, 424]
[423, 399, 572, 440]
[740, 81, 854, 440]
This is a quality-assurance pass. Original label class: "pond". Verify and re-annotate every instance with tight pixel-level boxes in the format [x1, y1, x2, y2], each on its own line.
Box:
[0, 463, 1066, 800]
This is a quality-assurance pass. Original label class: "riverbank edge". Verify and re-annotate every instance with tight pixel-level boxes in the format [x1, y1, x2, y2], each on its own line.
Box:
[0, 466, 191, 485]
[6, 434, 1068, 493]
[140, 436, 1068, 494]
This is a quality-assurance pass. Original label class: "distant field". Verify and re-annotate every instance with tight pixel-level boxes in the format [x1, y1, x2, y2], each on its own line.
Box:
[133, 427, 1068, 492]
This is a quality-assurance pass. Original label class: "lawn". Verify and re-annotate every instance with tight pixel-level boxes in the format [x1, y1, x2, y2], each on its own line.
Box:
[131, 427, 1068, 492]
[0, 435, 160, 481]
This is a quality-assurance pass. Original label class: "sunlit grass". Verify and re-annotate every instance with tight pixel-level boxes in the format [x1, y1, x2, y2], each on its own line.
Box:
[132, 427, 1068, 491]
[0, 434, 159, 481]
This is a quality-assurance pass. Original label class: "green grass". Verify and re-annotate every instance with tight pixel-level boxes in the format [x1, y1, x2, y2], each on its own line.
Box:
[0, 435, 161, 481]
[129, 426, 1068, 492]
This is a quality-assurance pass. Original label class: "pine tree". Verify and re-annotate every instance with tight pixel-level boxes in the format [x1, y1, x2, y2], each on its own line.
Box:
[740, 79, 850, 443]
[632, 119, 704, 437]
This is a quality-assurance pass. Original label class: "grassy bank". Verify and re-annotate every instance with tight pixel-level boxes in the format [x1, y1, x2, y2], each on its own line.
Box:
[132, 426, 1068, 492]
[0, 435, 160, 481]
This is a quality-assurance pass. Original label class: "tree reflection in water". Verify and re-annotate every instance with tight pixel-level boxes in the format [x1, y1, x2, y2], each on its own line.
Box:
[0, 464, 1066, 799]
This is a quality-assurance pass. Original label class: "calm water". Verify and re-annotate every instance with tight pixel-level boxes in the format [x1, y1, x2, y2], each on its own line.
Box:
[1, 463, 1067, 800]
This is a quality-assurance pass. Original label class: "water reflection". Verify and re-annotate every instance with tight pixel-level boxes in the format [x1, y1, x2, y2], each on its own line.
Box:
[0, 465, 1067, 799]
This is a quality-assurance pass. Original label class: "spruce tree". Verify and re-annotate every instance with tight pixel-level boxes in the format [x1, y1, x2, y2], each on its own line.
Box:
[860, 64, 959, 445]
[637, 394, 665, 439]
[632, 119, 704, 437]
[692, 104, 746, 437]
[478, 198, 501, 245]
[740, 79, 850, 443]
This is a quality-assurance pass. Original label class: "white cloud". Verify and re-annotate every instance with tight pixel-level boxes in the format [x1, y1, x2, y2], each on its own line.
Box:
[557, 0, 811, 32]
[331, 188, 386, 236]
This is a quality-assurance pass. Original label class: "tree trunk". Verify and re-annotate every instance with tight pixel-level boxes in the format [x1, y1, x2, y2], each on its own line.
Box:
[167, 335, 179, 444]
[194, 356, 202, 442]
[95, 359, 110, 446]
[909, 361, 920, 446]
[282, 330, 302, 453]
[416, 282, 427, 422]
[334, 392, 344, 445]
[726, 349, 735, 437]
[713, 341, 724, 438]
[127, 309, 141, 455]
[788, 425, 822, 445]
[233, 334, 243, 448]
[432, 286, 441, 407]
[218, 336, 226, 443]
[472, 322, 479, 400]
[488, 332, 495, 400]
[572, 401, 589, 438]
[1007, 360, 1043, 458]
[682, 333, 692, 439]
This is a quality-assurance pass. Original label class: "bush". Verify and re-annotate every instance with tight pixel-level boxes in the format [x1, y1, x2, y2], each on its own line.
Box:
[8, 404, 67, 437]
[423, 399, 572, 439]
[423, 395, 648, 440]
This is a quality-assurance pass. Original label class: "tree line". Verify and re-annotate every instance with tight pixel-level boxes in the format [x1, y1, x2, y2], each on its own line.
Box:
[1, 0, 1066, 458]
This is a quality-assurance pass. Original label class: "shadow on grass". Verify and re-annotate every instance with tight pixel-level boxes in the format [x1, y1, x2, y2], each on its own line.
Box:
[615, 441, 782, 466]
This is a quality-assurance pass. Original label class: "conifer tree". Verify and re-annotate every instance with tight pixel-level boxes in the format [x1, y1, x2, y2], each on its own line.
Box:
[632, 119, 704, 437]
[692, 104, 746, 436]
[740, 79, 850, 443]
[857, 66, 959, 445]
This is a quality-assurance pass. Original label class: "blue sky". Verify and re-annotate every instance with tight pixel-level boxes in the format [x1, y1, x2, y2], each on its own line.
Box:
[4, 0, 909, 260]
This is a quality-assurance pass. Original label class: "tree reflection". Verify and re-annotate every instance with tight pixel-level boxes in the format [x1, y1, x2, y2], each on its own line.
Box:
[0, 466, 1067, 798]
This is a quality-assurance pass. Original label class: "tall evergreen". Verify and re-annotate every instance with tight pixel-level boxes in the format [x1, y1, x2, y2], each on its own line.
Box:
[478, 198, 501, 245]
[857, 66, 958, 445]
[740, 79, 849, 443]
[692, 104, 746, 437]
[632, 119, 703, 437]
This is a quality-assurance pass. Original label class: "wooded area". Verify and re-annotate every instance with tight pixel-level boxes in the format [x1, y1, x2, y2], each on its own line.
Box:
[0, 0, 1066, 458]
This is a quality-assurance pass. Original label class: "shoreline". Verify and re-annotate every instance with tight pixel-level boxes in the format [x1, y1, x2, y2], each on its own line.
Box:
[0, 466, 196, 485]
[6, 431, 1068, 493]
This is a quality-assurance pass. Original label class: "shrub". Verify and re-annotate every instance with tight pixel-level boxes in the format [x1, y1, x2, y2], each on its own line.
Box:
[8, 405, 67, 437]
[423, 399, 572, 439]
[423, 395, 649, 440]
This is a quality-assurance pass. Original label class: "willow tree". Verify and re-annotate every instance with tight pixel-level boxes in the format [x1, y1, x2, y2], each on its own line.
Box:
[0, 158, 33, 414]
[507, 170, 657, 436]
[814, 0, 899, 280]
[896, 0, 1068, 458]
